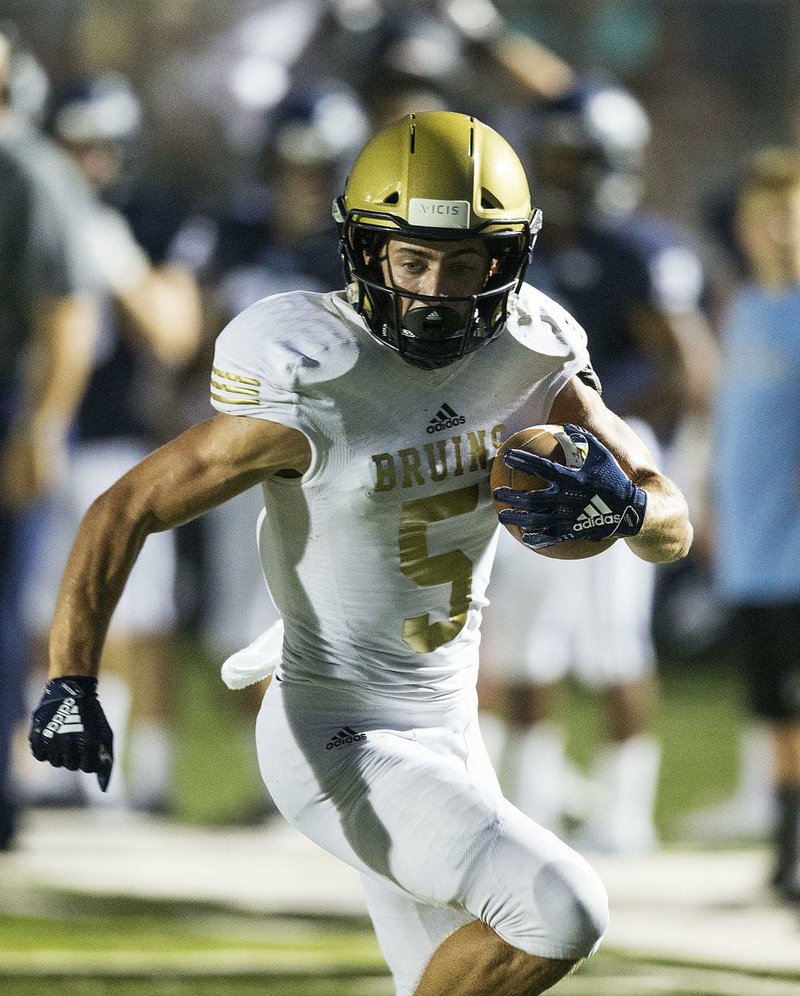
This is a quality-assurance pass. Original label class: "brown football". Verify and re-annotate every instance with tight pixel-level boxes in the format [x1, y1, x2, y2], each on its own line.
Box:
[490, 424, 616, 560]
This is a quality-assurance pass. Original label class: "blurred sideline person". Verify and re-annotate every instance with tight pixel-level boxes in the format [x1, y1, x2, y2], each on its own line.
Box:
[21, 74, 201, 812]
[209, 76, 367, 319]
[680, 155, 792, 847]
[0, 30, 100, 848]
[479, 80, 716, 852]
[29, 111, 692, 996]
[713, 149, 800, 903]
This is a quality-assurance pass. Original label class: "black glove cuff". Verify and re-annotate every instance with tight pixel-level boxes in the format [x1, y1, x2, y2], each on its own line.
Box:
[46, 675, 99, 698]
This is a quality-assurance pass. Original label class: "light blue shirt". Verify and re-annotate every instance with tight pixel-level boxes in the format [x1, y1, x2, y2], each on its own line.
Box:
[714, 283, 800, 603]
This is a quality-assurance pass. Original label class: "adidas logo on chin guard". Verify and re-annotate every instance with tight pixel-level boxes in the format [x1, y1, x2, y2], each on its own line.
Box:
[326, 726, 368, 750]
[573, 495, 621, 533]
[427, 402, 465, 434]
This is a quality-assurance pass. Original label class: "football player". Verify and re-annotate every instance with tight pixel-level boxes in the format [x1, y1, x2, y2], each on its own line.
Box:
[29, 112, 692, 995]
[479, 80, 717, 853]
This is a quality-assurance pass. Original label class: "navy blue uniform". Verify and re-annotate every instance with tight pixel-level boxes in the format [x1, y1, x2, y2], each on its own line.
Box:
[202, 187, 344, 317]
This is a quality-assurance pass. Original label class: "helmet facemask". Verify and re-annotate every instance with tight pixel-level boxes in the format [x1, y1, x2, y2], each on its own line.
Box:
[337, 207, 540, 369]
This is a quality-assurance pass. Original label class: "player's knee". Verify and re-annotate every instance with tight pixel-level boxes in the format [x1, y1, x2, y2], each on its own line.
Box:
[534, 856, 609, 956]
[481, 842, 609, 960]
[470, 811, 609, 959]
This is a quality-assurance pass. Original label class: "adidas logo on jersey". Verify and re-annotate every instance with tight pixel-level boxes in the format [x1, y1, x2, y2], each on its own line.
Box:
[573, 495, 621, 533]
[326, 726, 368, 750]
[427, 402, 466, 434]
[42, 698, 84, 739]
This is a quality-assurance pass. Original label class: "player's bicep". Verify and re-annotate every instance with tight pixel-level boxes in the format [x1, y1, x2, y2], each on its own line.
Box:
[111, 414, 311, 532]
[548, 375, 660, 482]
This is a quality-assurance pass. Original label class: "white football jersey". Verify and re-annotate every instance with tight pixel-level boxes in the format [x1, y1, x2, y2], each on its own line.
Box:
[210, 285, 590, 702]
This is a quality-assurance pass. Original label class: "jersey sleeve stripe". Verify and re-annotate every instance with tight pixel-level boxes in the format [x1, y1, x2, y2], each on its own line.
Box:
[210, 391, 260, 406]
[210, 378, 259, 396]
[212, 365, 260, 387]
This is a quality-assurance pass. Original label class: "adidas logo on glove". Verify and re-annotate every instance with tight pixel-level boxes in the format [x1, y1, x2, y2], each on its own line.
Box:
[573, 496, 621, 532]
[42, 698, 84, 739]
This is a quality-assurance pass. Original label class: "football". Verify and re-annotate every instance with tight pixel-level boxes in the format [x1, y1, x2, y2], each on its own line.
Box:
[490, 424, 616, 560]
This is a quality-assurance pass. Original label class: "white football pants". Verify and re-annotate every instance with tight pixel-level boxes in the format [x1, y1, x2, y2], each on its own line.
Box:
[257, 677, 608, 995]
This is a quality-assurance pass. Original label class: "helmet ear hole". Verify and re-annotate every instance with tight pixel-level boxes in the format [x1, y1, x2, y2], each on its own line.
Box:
[380, 191, 400, 205]
[480, 188, 503, 210]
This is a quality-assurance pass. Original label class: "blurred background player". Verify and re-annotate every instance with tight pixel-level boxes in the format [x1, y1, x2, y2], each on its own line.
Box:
[480, 79, 717, 852]
[210, 75, 368, 321]
[0, 29, 101, 847]
[678, 145, 792, 848]
[712, 148, 800, 902]
[21, 72, 202, 813]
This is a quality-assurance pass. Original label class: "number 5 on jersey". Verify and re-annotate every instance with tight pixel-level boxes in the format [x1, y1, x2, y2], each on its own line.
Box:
[399, 485, 479, 653]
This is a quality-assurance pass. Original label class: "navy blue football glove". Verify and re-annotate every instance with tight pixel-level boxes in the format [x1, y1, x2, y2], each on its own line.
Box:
[29, 676, 113, 791]
[493, 423, 647, 550]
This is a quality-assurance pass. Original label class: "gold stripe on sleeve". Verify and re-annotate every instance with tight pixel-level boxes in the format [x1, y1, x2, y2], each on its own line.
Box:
[210, 378, 259, 397]
[212, 365, 260, 387]
[210, 392, 259, 406]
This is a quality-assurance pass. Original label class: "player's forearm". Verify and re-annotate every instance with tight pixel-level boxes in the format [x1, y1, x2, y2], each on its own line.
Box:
[626, 470, 693, 563]
[47, 416, 301, 676]
[48, 487, 150, 678]
[47, 450, 208, 677]
[549, 377, 693, 562]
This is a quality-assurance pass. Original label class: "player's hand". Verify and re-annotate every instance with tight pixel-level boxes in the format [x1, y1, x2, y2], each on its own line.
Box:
[493, 423, 647, 550]
[29, 677, 113, 791]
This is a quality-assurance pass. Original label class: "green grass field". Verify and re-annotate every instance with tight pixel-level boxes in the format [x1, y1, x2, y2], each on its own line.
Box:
[1, 901, 797, 996]
[0, 903, 390, 993]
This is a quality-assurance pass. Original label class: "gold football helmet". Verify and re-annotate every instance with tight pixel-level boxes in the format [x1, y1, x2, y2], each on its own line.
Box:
[334, 111, 541, 368]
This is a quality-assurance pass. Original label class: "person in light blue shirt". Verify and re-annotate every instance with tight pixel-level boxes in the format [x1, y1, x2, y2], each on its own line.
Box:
[715, 287, 800, 602]
[714, 147, 800, 903]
